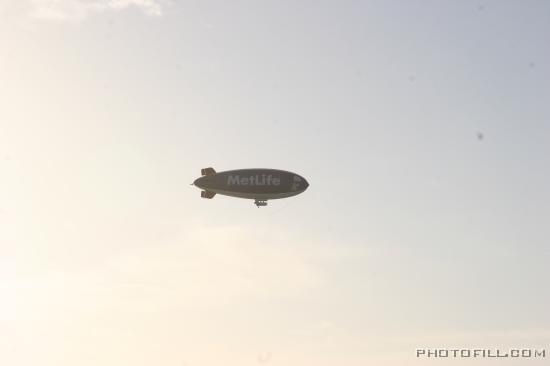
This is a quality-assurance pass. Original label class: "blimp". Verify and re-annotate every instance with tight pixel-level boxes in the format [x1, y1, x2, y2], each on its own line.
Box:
[193, 167, 309, 207]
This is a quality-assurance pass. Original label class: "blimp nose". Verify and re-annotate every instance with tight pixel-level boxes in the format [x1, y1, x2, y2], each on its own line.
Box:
[302, 178, 310, 190]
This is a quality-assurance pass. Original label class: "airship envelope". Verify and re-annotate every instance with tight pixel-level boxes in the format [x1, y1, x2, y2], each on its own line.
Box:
[193, 167, 309, 207]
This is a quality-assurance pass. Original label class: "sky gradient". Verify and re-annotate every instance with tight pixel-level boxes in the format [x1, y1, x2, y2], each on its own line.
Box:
[1, 1, 550, 365]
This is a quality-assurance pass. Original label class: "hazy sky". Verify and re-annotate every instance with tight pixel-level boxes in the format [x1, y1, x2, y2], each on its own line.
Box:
[1, 1, 549, 365]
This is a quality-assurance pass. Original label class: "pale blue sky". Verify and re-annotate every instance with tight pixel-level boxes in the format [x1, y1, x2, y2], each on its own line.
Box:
[1, 1, 549, 365]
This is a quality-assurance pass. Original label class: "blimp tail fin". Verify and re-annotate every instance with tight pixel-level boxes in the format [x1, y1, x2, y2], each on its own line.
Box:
[201, 167, 216, 176]
[201, 190, 216, 199]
